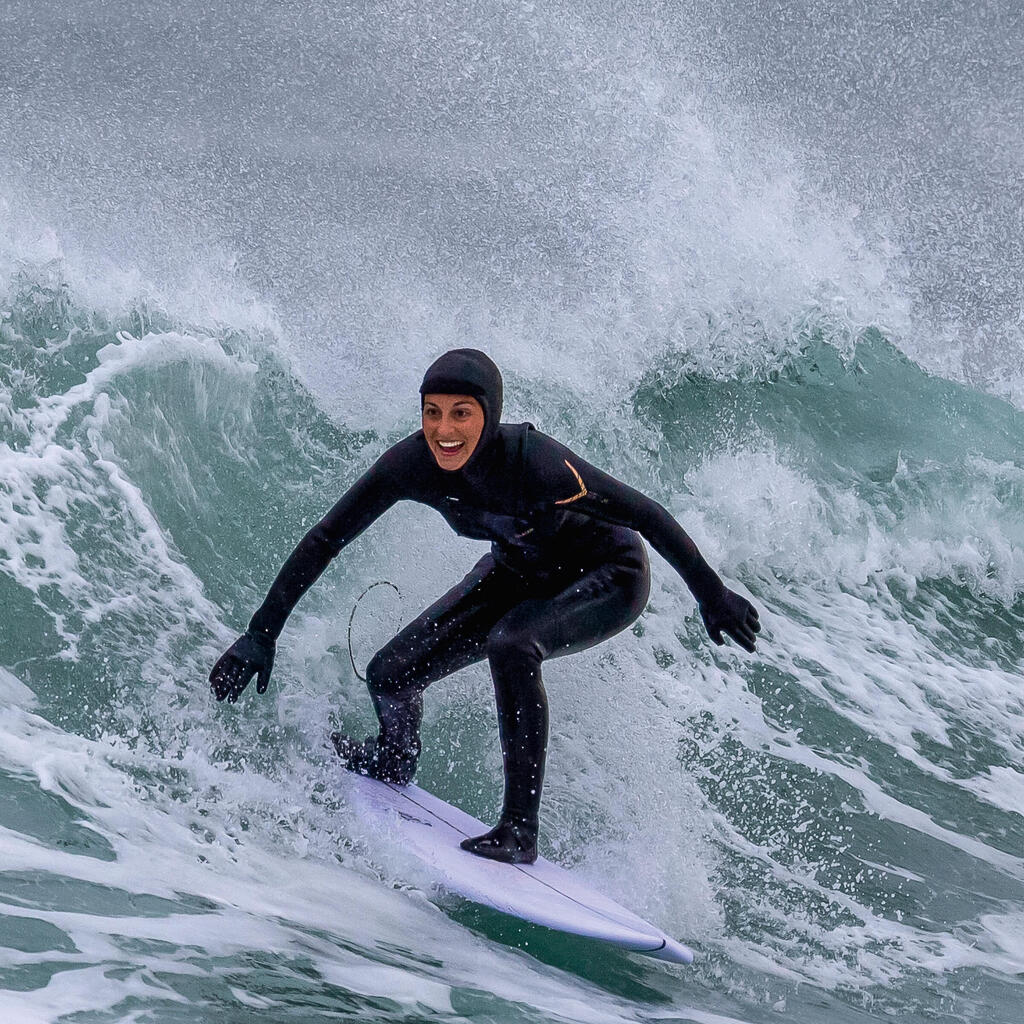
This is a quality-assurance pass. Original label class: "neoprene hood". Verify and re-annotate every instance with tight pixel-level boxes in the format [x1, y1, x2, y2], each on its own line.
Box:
[419, 349, 503, 462]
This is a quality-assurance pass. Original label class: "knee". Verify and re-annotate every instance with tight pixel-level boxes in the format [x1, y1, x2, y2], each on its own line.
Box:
[630, 565, 651, 619]
[486, 622, 542, 668]
[365, 647, 411, 698]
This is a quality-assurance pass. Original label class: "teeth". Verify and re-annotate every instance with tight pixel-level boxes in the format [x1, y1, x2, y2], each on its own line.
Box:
[438, 441, 463, 449]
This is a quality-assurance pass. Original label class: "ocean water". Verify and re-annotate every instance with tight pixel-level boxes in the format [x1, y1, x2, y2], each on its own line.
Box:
[1, 2, 1022, 1022]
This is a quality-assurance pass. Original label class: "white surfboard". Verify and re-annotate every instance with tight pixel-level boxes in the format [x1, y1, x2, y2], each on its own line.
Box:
[345, 775, 694, 964]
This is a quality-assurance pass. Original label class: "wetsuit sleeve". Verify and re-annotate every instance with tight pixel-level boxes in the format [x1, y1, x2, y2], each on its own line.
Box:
[523, 432, 728, 607]
[247, 441, 411, 640]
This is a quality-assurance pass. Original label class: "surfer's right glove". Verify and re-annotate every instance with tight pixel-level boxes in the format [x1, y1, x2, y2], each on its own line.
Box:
[699, 588, 761, 653]
[209, 630, 276, 703]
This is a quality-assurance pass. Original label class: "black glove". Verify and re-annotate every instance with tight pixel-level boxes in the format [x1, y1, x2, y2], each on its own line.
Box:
[209, 630, 276, 703]
[700, 589, 761, 653]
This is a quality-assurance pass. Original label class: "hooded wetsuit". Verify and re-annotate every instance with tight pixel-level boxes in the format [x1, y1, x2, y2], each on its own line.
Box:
[243, 350, 739, 861]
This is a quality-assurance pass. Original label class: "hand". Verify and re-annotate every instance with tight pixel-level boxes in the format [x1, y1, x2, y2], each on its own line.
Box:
[700, 589, 761, 653]
[209, 631, 276, 703]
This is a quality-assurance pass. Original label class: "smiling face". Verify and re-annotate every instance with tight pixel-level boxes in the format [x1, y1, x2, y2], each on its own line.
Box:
[422, 393, 486, 471]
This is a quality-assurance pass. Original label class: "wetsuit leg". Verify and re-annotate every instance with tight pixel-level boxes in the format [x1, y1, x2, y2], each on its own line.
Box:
[461, 553, 651, 863]
[333, 554, 525, 782]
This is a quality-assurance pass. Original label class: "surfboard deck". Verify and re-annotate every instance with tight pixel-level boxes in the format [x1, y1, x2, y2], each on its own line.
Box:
[345, 774, 694, 964]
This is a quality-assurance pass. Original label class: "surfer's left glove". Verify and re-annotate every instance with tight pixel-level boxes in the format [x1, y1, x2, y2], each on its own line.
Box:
[209, 630, 276, 703]
[699, 588, 761, 653]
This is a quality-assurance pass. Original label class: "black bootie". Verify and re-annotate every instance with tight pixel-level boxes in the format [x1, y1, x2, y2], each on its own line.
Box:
[331, 693, 422, 785]
[459, 815, 538, 864]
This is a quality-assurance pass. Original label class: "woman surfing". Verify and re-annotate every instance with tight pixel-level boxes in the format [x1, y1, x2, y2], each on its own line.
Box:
[209, 349, 761, 864]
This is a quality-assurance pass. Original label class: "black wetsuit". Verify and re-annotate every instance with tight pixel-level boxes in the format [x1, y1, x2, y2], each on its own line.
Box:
[211, 349, 759, 864]
[248, 425, 729, 820]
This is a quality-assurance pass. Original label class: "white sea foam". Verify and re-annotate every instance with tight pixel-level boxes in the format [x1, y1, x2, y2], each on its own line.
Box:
[0, 686, 713, 1024]
[679, 448, 1024, 766]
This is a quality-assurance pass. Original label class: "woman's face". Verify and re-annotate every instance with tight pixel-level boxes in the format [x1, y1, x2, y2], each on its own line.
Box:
[421, 393, 485, 471]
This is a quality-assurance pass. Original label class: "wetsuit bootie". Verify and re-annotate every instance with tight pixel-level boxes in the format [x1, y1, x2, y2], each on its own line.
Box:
[331, 691, 422, 784]
[460, 817, 538, 864]
[330, 732, 418, 785]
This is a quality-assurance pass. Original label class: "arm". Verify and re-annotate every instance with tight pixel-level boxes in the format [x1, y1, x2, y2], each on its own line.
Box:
[247, 463, 400, 641]
[209, 442, 409, 702]
[525, 432, 761, 651]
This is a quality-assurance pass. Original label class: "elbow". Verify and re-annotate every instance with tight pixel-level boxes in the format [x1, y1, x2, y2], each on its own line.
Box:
[644, 501, 701, 560]
[644, 498, 680, 536]
[305, 523, 344, 560]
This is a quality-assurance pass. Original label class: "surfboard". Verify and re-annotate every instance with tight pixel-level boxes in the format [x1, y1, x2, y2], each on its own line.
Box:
[345, 774, 694, 964]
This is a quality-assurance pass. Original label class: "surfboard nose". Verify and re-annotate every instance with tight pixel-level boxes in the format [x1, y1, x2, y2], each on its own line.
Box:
[646, 936, 695, 965]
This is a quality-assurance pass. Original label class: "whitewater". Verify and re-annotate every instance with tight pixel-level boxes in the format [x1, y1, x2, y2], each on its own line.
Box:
[1, 2, 1022, 1021]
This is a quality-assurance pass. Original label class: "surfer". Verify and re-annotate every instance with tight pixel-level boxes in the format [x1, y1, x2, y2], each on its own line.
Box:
[209, 349, 761, 864]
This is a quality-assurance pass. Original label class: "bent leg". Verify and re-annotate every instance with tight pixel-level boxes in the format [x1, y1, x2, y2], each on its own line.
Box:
[365, 555, 519, 697]
[334, 555, 524, 782]
[461, 557, 650, 862]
